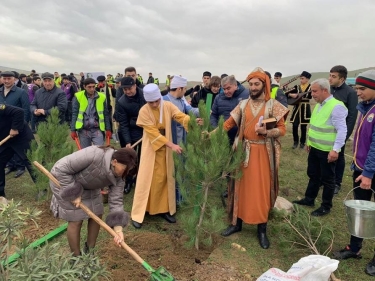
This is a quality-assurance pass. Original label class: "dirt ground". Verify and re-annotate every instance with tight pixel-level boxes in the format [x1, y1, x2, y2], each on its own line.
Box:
[18, 202, 257, 281]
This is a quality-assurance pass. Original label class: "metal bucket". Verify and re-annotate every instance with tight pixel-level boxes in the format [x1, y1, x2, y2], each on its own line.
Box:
[344, 187, 375, 238]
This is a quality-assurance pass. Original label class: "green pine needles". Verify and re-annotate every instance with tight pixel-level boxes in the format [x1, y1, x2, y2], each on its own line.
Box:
[28, 108, 74, 199]
[0, 200, 110, 281]
[174, 101, 244, 250]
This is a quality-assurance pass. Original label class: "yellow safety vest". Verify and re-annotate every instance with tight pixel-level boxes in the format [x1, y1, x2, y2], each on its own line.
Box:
[75, 90, 106, 131]
[307, 97, 344, 152]
[270, 87, 278, 99]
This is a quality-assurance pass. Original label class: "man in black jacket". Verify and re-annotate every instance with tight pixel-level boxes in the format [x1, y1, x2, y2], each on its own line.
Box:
[115, 66, 144, 103]
[30, 72, 67, 127]
[115, 77, 146, 193]
[0, 104, 36, 198]
[329, 65, 358, 194]
[0, 71, 30, 178]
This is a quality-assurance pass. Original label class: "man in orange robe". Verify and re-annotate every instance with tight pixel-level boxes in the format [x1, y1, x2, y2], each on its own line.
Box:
[221, 68, 289, 249]
[131, 83, 193, 229]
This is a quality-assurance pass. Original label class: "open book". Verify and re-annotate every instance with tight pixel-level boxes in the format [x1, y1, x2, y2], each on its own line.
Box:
[261, 117, 277, 130]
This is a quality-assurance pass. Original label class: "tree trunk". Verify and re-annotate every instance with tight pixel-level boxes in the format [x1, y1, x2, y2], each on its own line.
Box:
[195, 183, 210, 250]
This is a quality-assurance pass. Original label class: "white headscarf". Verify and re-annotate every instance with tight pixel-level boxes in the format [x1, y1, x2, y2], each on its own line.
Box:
[143, 83, 163, 123]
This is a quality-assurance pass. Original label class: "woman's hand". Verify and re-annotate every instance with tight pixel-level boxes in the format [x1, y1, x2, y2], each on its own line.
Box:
[71, 196, 82, 208]
[113, 228, 124, 247]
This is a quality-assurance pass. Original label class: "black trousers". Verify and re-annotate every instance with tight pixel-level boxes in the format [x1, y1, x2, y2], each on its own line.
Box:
[7, 153, 25, 171]
[0, 147, 36, 197]
[292, 118, 307, 144]
[335, 144, 346, 187]
[305, 147, 336, 209]
[349, 170, 375, 252]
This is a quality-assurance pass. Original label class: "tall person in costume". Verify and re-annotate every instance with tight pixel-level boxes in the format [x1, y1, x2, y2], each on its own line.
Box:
[287, 71, 312, 149]
[220, 67, 289, 249]
[131, 84, 202, 229]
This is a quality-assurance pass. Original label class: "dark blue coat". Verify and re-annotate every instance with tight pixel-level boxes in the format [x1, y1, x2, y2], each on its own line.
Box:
[210, 83, 249, 144]
[0, 85, 30, 122]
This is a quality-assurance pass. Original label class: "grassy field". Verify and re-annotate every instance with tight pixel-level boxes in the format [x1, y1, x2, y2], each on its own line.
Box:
[3, 117, 375, 280]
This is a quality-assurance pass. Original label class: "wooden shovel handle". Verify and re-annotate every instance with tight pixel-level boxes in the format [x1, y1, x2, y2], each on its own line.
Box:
[32, 161, 146, 265]
[131, 138, 142, 148]
[0, 135, 11, 146]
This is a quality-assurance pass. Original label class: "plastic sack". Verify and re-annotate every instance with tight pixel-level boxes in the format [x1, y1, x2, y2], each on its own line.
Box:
[257, 255, 339, 281]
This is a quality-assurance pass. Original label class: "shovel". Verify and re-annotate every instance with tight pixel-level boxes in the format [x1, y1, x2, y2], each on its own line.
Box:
[33, 161, 174, 281]
[74, 137, 82, 150]
[0, 135, 11, 146]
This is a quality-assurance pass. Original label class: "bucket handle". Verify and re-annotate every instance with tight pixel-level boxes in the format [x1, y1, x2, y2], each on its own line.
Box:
[344, 186, 375, 203]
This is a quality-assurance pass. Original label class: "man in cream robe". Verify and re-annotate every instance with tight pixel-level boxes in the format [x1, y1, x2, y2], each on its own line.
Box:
[131, 83, 190, 228]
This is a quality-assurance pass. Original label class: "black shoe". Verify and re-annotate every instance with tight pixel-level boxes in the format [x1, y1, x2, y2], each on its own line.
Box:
[160, 213, 176, 223]
[124, 182, 132, 194]
[366, 259, 375, 276]
[292, 198, 315, 207]
[14, 169, 25, 178]
[299, 143, 305, 149]
[311, 206, 330, 216]
[257, 224, 270, 249]
[4, 168, 15, 175]
[333, 245, 362, 260]
[222, 190, 228, 198]
[132, 220, 142, 229]
[292, 142, 298, 149]
[221, 225, 242, 237]
[334, 185, 341, 195]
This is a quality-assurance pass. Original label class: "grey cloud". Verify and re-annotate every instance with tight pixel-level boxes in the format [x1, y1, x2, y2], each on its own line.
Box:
[0, 0, 374, 80]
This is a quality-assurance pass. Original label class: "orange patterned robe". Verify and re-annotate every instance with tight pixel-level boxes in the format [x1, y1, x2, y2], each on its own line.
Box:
[224, 98, 289, 225]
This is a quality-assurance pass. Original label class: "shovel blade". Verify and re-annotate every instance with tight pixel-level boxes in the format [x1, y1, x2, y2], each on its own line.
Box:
[149, 266, 175, 281]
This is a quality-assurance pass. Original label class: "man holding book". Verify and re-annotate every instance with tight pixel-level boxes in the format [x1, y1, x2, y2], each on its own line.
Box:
[220, 67, 289, 249]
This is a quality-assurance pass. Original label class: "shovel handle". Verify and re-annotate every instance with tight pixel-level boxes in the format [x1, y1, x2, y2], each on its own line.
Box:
[0, 135, 11, 146]
[32, 161, 147, 266]
[74, 138, 81, 150]
[131, 138, 142, 149]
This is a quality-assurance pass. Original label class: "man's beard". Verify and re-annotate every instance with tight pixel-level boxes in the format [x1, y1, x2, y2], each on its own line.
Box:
[250, 86, 265, 100]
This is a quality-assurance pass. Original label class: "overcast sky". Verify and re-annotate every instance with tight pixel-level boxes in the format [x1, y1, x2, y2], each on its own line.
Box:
[1, 0, 374, 80]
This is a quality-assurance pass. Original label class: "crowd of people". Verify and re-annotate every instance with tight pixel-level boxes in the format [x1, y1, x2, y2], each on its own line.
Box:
[1, 65, 375, 276]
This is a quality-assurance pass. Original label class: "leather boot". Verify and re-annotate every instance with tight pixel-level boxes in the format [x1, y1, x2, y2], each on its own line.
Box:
[221, 218, 242, 237]
[257, 223, 270, 249]
[292, 142, 298, 149]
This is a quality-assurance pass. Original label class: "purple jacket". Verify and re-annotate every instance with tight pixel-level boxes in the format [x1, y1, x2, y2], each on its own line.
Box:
[353, 100, 375, 178]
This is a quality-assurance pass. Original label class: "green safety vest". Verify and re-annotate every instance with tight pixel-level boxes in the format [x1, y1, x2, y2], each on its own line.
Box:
[154, 78, 159, 85]
[137, 76, 143, 84]
[307, 97, 344, 152]
[270, 87, 278, 99]
[166, 78, 170, 86]
[75, 90, 106, 131]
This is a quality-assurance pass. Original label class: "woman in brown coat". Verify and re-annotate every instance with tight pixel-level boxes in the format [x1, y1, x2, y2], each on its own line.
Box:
[50, 145, 137, 256]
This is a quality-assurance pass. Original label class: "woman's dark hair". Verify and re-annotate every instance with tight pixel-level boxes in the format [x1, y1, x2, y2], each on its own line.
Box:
[99, 145, 138, 179]
[112, 147, 138, 179]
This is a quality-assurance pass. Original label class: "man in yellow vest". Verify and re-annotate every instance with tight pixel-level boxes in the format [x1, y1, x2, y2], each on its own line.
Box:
[293, 78, 348, 216]
[265, 71, 287, 107]
[70, 78, 111, 148]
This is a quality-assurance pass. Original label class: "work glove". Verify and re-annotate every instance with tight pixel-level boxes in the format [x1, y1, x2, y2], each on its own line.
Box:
[70, 131, 78, 140]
